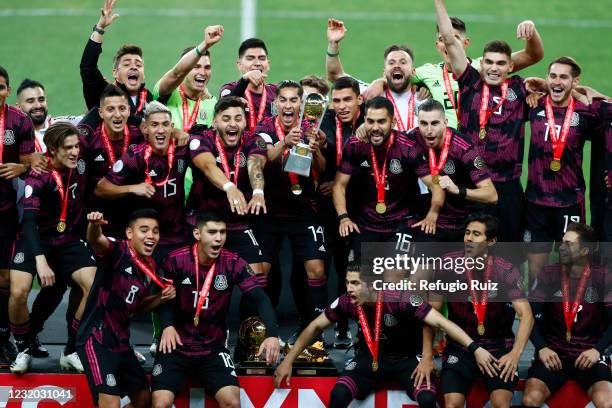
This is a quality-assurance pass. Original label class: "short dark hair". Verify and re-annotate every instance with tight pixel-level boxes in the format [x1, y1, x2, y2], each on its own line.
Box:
[43, 122, 79, 153]
[0, 66, 9, 86]
[214, 96, 247, 117]
[465, 213, 500, 240]
[238, 38, 268, 58]
[128, 208, 160, 226]
[180, 46, 210, 58]
[566, 222, 596, 246]
[436, 16, 467, 34]
[418, 99, 445, 115]
[99, 84, 129, 105]
[345, 261, 362, 275]
[483, 40, 512, 58]
[113, 44, 143, 68]
[196, 210, 225, 228]
[332, 76, 360, 97]
[383, 45, 414, 62]
[365, 96, 394, 118]
[16, 78, 45, 96]
[276, 80, 303, 98]
[300, 75, 329, 96]
[548, 56, 581, 78]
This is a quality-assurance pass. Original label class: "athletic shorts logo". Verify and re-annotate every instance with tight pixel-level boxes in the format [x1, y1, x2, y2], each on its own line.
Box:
[584, 286, 598, 303]
[330, 297, 339, 309]
[345, 361, 357, 370]
[177, 159, 186, 174]
[318, 245, 326, 252]
[523, 230, 532, 243]
[384, 314, 398, 327]
[77, 159, 86, 174]
[389, 159, 403, 174]
[4, 130, 15, 145]
[506, 88, 517, 102]
[152, 364, 162, 376]
[571, 112, 580, 127]
[410, 294, 423, 307]
[446, 355, 459, 364]
[24, 185, 33, 199]
[214, 275, 228, 291]
[246, 265, 256, 276]
[113, 160, 124, 173]
[189, 138, 201, 151]
[473, 156, 486, 170]
[13, 252, 24, 264]
[106, 374, 117, 387]
[443, 159, 456, 175]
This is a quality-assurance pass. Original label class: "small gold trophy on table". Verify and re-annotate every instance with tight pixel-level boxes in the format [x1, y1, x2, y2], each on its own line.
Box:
[237, 316, 273, 375]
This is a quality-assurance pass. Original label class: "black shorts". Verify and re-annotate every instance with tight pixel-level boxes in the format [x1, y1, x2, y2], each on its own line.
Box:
[441, 346, 518, 396]
[336, 352, 435, 400]
[77, 336, 148, 404]
[224, 228, 264, 264]
[11, 238, 96, 280]
[485, 180, 525, 243]
[151, 347, 238, 396]
[255, 215, 326, 263]
[350, 223, 415, 263]
[0, 235, 15, 270]
[525, 201, 585, 253]
[527, 355, 612, 394]
[604, 207, 612, 242]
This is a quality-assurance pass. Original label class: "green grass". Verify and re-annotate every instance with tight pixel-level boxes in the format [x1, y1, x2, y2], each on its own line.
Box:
[1, 0, 610, 221]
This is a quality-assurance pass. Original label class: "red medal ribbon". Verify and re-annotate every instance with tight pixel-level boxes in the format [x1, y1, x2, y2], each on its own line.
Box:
[179, 85, 201, 132]
[334, 112, 360, 166]
[128, 245, 172, 289]
[370, 132, 395, 209]
[357, 291, 383, 368]
[245, 85, 267, 132]
[135, 88, 148, 114]
[144, 141, 175, 186]
[49, 166, 73, 230]
[0, 105, 5, 164]
[545, 95, 575, 163]
[428, 129, 453, 177]
[479, 80, 508, 133]
[101, 124, 130, 166]
[193, 243, 217, 322]
[214, 135, 243, 184]
[442, 65, 460, 122]
[561, 264, 591, 338]
[274, 116, 301, 186]
[385, 88, 415, 132]
[464, 255, 494, 330]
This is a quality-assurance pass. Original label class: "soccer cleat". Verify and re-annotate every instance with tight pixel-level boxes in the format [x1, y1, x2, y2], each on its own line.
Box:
[10, 350, 32, 374]
[60, 352, 84, 372]
[333, 330, 353, 349]
[29, 335, 49, 358]
[134, 349, 147, 364]
[0, 338, 18, 361]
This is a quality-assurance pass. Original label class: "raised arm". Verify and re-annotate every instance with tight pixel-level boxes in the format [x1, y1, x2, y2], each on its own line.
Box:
[86, 211, 111, 256]
[433, 0, 469, 78]
[439, 176, 498, 205]
[326, 18, 349, 81]
[510, 20, 544, 73]
[246, 153, 267, 215]
[95, 177, 155, 200]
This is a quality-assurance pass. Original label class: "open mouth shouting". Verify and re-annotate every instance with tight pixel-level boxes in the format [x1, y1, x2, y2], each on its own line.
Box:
[142, 238, 157, 256]
[210, 243, 222, 258]
[193, 74, 207, 89]
[126, 70, 141, 88]
[280, 108, 296, 127]
[369, 130, 385, 146]
[549, 86, 566, 101]
[224, 128, 240, 146]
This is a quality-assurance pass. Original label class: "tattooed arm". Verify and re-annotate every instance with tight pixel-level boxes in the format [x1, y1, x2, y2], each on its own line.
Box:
[247, 154, 267, 214]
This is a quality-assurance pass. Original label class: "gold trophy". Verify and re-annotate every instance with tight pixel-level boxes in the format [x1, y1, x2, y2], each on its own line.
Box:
[282, 339, 337, 376]
[237, 316, 273, 375]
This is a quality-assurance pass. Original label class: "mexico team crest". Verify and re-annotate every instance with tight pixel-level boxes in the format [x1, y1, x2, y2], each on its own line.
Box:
[443, 159, 455, 175]
[389, 159, 403, 174]
[214, 275, 228, 290]
[3, 129, 15, 145]
[384, 314, 398, 327]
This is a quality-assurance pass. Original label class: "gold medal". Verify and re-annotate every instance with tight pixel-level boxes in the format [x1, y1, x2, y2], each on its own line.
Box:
[291, 184, 302, 195]
[550, 160, 561, 172]
[372, 360, 378, 372]
[57, 221, 66, 233]
[432, 174, 440, 185]
[375, 202, 386, 214]
[566, 331, 571, 342]
[479, 128, 487, 140]
[478, 323, 485, 336]
[194, 315, 199, 327]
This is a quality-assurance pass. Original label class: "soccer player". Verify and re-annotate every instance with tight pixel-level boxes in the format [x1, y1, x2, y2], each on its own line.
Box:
[413, 100, 498, 243]
[523, 223, 612, 408]
[9, 123, 97, 373]
[77, 209, 175, 408]
[154, 25, 224, 130]
[299, 75, 330, 97]
[332, 97, 442, 258]
[430, 213, 533, 408]
[81, 0, 151, 115]
[434, 0, 530, 244]
[601, 101, 612, 242]
[220, 38, 276, 131]
[273, 262, 499, 408]
[0, 66, 36, 363]
[151, 210, 280, 408]
[188, 96, 267, 271]
[523, 57, 602, 284]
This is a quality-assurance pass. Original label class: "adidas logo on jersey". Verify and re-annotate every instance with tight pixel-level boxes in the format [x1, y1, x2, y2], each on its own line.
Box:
[181, 277, 191, 285]
[94, 154, 105, 162]
[124, 266, 132, 274]
[149, 170, 157, 177]
[432, 80, 441, 87]
[360, 160, 370, 167]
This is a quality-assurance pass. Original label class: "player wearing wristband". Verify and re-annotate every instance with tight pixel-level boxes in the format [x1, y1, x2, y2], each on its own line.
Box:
[151, 210, 280, 408]
[523, 223, 612, 408]
[77, 209, 175, 408]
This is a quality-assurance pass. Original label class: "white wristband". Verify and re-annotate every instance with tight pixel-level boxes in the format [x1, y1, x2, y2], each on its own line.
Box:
[252, 189, 264, 196]
[223, 182, 235, 192]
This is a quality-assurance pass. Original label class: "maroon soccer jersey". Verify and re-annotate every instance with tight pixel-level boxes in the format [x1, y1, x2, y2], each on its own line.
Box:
[22, 163, 87, 246]
[105, 143, 189, 244]
[457, 66, 529, 183]
[0, 105, 35, 218]
[187, 129, 267, 231]
[220, 82, 277, 123]
[526, 99, 600, 208]
[531, 263, 612, 360]
[338, 131, 425, 233]
[435, 252, 525, 353]
[255, 116, 318, 218]
[82, 239, 156, 352]
[160, 246, 262, 357]
[413, 128, 491, 231]
[324, 292, 432, 357]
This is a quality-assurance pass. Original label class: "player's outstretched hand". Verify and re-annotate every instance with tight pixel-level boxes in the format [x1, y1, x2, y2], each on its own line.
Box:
[159, 326, 183, 354]
[327, 18, 347, 44]
[496, 350, 519, 383]
[273, 360, 293, 388]
[226, 186, 247, 215]
[339, 217, 360, 237]
[538, 347, 562, 371]
[411, 354, 435, 389]
[87, 211, 109, 226]
[97, 0, 120, 29]
[204, 25, 224, 48]
[258, 336, 281, 366]
[474, 347, 499, 378]
[247, 192, 267, 215]
[413, 212, 438, 235]
[575, 348, 600, 370]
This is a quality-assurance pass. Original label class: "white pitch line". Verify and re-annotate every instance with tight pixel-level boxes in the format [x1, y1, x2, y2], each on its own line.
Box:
[0, 8, 611, 29]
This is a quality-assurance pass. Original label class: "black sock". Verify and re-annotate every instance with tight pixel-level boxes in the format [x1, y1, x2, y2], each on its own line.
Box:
[64, 317, 80, 354]
[10, 321, 31, 352]
[415, 389, 437, 408]
[329, 384, 353, 408]
[29, 283, 67, 337]
[0, 287, 10, 342]
[307, 277, 327, 322]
